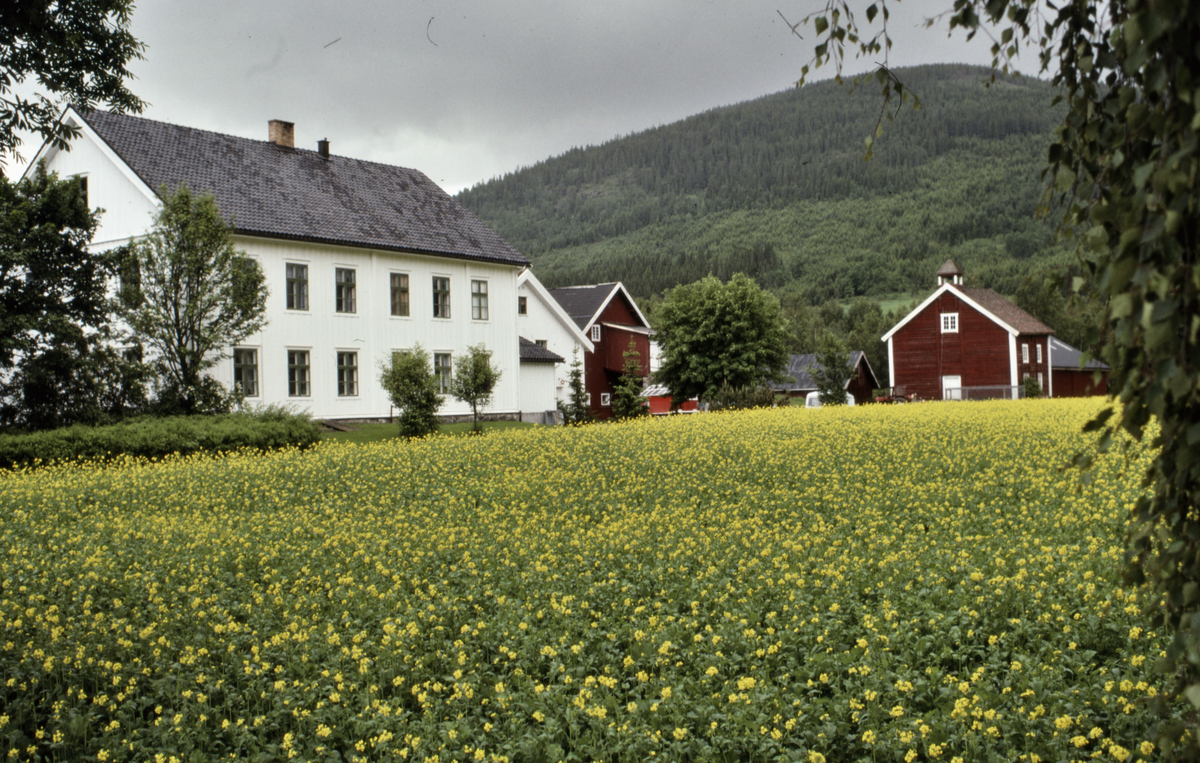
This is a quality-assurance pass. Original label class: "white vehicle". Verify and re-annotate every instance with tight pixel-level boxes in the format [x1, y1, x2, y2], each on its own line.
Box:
[805, 391, 856, 408]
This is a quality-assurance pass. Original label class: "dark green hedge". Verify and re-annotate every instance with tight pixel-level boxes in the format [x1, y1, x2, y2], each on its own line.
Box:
[0, 409, 322, 469]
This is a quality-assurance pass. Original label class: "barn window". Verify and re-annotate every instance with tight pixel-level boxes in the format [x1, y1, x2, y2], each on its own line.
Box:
[1022, 343, 1030, 364]
[1036, 343, 1043, 364]
[601, 392, 611, 407]
[940, 313, 958, 333]
[591, 325, 602, 342]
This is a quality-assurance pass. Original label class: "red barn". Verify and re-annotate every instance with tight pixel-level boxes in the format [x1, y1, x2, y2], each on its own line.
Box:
[882, 261, 1055, 400]
[547, 283, 652, 420]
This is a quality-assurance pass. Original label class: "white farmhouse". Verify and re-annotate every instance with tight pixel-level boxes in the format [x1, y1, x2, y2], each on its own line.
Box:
[29, 108, 566, 423]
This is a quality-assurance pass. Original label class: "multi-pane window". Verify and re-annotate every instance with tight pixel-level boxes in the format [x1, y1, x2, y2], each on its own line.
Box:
[941, 313, 958, 333]
[288, 350, 311, 397]
[390, 273, 410, 317]
[1036, 343, 1043, 364]
[1022, 343, 1030, 364]
[337, 351, 358, 396]
[590, 325, 601, 342]
[518, 296, 528, 315]
[233, 348, 259, 397]
[433, 277, 451, 318]
[335, 268, 356, 313]
[434, 353, 452, 394]
[471, 280, 489, 320]
[286, 263, 309, 310]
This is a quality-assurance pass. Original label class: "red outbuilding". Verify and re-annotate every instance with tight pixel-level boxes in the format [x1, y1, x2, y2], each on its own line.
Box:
[547, 283, 652, 421]
[882, 261, 1056, 400]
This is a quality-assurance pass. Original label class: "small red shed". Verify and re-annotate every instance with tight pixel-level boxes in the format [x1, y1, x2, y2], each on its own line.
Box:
[882, 261, 1056, 400]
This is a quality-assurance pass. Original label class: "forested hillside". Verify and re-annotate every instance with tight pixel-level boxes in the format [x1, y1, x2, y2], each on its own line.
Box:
[457, 64, 1069, 305]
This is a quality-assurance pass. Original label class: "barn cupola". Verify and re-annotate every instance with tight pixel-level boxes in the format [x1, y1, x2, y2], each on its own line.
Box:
[936, 259, 964, 287]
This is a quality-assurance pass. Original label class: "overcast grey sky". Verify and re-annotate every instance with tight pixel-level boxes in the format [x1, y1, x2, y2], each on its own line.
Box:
[22, 0, 1024, 193]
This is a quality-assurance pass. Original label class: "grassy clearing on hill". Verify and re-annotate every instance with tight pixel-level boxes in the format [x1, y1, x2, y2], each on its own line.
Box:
[0, 400, 1175, 762]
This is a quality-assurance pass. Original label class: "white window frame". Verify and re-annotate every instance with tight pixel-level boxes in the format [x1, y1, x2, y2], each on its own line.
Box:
[433, 276, 451, 319]
[285, 262, 309, 311]
[336, 351, 359, 397]
[287, 349, 311, 397]
[471, 280, 489, 321]
[600, 392, 611, 407]
[233, 347, 259, 397]
[390, 272, 410, 317]
[335, 267, 356, 314]
[590, 325, 601, 342]
[434, 352, 452, 394]
[1022, 343, 1030, 364]
[1036, 343, 1043, 364]
[940, 313, 958, 333]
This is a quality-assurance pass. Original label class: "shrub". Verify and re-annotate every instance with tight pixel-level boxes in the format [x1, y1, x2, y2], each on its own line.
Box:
[0, 407, 320, 469]
[707, 380, 778, 411]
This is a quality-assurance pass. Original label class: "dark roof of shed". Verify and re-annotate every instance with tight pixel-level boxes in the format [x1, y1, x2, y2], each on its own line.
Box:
[545, 283, 619, 330]
[519, 337, 565, 364]
[953, 286, 1055, 335]
[1049, 337, 1109, 370]
[772, 351, 873, 391]
[75, 109, 529, 266]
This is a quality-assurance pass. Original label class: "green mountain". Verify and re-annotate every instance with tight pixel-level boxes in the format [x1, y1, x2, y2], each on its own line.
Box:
[456, 64, 1070, 305]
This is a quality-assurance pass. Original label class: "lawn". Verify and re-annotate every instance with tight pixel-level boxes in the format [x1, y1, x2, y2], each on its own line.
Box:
[0, 399, 1173, 762]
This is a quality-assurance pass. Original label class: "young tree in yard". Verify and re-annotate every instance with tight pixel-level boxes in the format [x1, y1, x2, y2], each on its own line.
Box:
[379, 345, 443, 439]
[810, 331, 852, 407]
[0, 164, 145, 429]
[121, 186, 267, 415]
[655, 273, 789, 408]
[449, 344, 502, 434]
[796, 0, 1200, 750]
[560, 346, 592, 425]
[611, 339, 648, 421]
[0, 0, 145, 165]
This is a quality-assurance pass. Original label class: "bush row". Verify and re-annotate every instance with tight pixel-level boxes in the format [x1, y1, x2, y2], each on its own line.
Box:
[0, 407, 321, 469]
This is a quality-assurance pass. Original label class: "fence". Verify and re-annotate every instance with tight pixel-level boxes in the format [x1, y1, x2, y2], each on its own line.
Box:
[944, 385, 1024, 401]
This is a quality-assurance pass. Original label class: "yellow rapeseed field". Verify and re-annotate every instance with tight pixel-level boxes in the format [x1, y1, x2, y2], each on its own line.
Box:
[0, 398, 1176, 762]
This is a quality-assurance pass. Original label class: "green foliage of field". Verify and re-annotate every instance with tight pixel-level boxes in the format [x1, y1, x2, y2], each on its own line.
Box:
[324, 421, 537, 445]
[457, 64, 1068, 306]
[0, 400, 1172, 762]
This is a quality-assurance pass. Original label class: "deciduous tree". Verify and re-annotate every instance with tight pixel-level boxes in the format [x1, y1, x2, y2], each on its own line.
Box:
[121, 186, 267, 414]
[655, 273, 789, 408]
[449, 344, 502, 434]
[380, 345, 443, 439]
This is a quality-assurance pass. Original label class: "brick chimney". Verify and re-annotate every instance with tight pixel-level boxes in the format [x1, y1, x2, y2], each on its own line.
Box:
[268, 120, 294, 148]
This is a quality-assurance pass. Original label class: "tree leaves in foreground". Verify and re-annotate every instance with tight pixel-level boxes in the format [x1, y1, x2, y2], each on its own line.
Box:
[655, 273, 789, 408]
[795, 0, 1200, 754]
[121, 186, 267, 415]
[0, 0, 145, 166]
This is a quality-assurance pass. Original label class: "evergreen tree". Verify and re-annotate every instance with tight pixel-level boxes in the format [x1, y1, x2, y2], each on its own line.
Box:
[561, 347, 592, 425]
[810, 332, 852, 407]
[611, 339, 648, 421]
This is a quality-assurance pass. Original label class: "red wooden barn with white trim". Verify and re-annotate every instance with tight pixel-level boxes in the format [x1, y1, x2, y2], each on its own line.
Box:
[882, 261, 1056, 400]
[547, 282, 652, 420]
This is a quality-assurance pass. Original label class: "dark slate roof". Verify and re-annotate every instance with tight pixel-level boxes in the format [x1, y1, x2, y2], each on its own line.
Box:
[772, 351, 870, 392]
[952, 286, 1055, 335]
[519, 337, 565, 364]
[546, 283, 619, 330]
[76, 109, 529, 266]
[1049, 337, 1109, 370]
